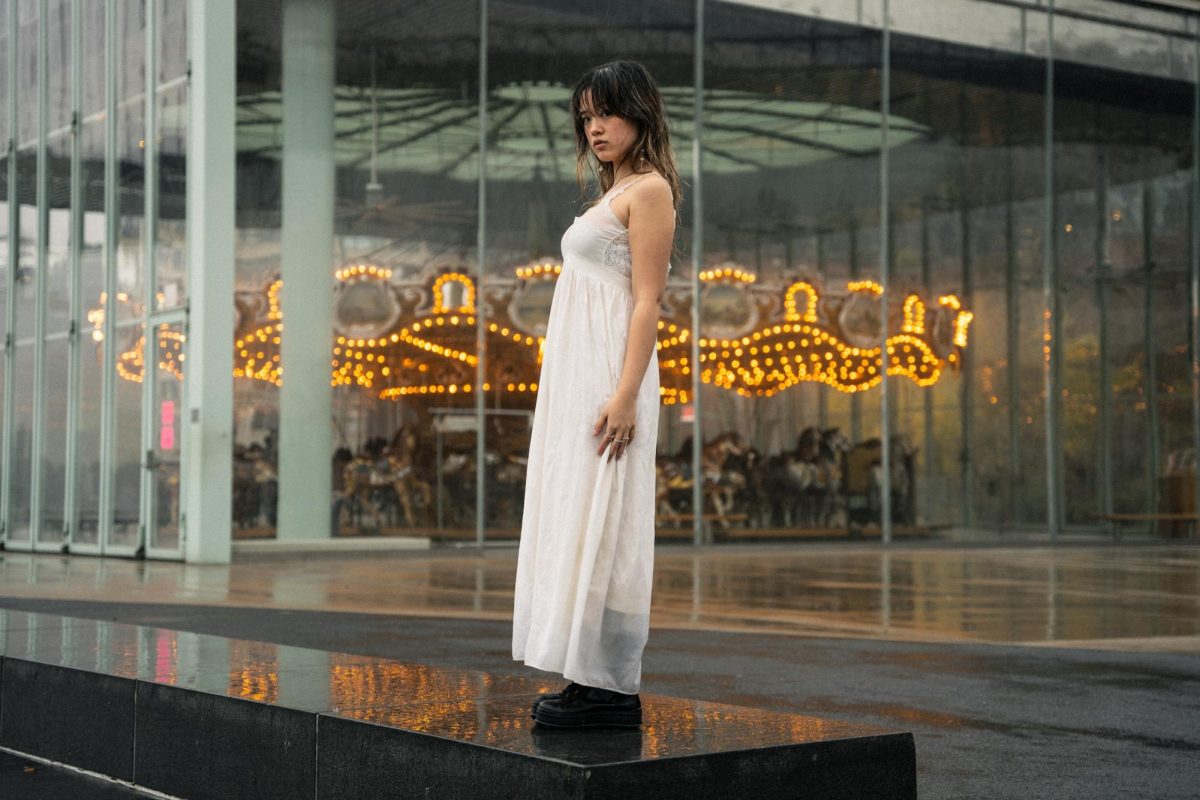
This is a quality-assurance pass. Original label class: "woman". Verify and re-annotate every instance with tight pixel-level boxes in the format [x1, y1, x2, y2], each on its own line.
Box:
[511, 60, 682, 729]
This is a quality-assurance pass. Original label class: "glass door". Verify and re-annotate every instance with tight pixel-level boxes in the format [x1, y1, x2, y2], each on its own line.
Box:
[144, 317, 185, 558]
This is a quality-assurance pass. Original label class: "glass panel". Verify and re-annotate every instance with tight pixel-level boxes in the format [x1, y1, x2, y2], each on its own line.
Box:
[81, 0, 104, 119]
[47, 0, 69, 133]
[1052, 11, 1193, 532]
[0, 0, 9, 147]
[44, 0, 71, 334]
[480, 0, 692, 541]
[74, 314, 103, 545]
[15, 0, 35, 146]
[890, 0, 1046, 57]
[148, 321, 183, 551]
[1054, 0, 1190, 80]
[1015, 200, 1048, 526]
[323, 0, 483, 538]
[701, 1, 883, 536]
[108, 320, 143, 547]
[0, 156, 5, 513]
[75, 121, 105, 546]
[46, 135, 71, 333]
[38, 337, 68, 543]
[233, 0, 283, 539]
[0, 154, 7, 344]
[1151, 173, 1194, 536]
[0, 0, 6, 378]
[14, 151, 35, 341]
[1105, 179, 1149, 517]
[888, 10, 1047, 536]
[233, 362, 279, 537]
[154, 0, 186, 311]
[0, 347, 4, 522]
[115, 0, 145, 321]
[7, 344, 34, 541]
[234, 0, 488, 538]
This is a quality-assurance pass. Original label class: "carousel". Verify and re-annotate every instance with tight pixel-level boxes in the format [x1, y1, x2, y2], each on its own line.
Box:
[92, 259, 973, 536]
[219, 260, 972, 403]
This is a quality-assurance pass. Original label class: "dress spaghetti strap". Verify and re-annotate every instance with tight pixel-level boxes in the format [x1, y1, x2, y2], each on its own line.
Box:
[603, 172, 654, 209]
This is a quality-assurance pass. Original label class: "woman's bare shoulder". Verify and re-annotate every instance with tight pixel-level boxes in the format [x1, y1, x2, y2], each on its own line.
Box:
[631, 171, 673, 202]
[637, 170, 671, 187]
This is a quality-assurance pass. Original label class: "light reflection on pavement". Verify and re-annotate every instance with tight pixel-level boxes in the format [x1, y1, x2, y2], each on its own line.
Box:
[1, 544, 1197, 650]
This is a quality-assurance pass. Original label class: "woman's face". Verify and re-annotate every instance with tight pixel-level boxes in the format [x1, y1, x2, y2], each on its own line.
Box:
[579, 90, 639, 168]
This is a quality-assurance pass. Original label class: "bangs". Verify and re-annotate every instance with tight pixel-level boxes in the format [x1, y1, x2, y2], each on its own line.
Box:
[571, 69, 624, 119]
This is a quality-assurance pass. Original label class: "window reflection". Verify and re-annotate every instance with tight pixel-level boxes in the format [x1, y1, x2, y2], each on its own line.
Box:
[203, 1, 1187, 544]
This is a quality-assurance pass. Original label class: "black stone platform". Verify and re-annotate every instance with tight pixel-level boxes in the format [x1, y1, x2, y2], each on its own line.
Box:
[0, 610, 916, 799]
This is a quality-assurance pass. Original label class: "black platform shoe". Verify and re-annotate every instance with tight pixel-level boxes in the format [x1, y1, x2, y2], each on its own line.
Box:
[533, 685, 642, 729]
[530, 682, 584, 718]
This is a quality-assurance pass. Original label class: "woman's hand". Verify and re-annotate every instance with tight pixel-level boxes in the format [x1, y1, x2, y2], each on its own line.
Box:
[593, 391, 637, 462]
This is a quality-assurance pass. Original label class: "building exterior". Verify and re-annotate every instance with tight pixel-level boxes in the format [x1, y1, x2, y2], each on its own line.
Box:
[1, 0, 1197, 562]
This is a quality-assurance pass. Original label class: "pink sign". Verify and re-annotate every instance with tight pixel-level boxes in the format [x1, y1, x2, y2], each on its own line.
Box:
[160, 400, 176, 451]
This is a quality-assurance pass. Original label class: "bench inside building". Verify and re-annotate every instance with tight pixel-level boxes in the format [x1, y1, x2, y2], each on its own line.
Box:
[0, 609, 916, 799]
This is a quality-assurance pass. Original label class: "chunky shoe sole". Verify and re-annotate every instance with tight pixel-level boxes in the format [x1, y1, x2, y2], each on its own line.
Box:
[529, 694, 558, 718]
[532, 705, 642, 729]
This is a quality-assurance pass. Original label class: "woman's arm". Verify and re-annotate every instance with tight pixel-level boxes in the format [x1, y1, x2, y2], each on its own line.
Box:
[613, 175, 675, 401]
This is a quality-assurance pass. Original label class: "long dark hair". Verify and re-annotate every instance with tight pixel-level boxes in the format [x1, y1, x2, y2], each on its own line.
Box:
[569, 60, 683, 224]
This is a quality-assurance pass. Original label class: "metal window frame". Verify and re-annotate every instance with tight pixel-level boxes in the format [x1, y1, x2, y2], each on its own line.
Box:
[880, 0, 893, 544]
[66, 2, 109, 557]
[95, 0, 140, 557]
[1043, 0, 1063, 540]
[27, 0, 47, 550]
[1191, 24, 1200, 529]
[0, 0, 16, 547]
[139, 0, 185, 560]
[62, 0, 82, 549]
[691, 0, 704, 546]
[474, 0, 486, 547]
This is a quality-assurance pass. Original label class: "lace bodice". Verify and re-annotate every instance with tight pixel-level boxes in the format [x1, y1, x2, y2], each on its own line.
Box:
[560, 173, 673, 285]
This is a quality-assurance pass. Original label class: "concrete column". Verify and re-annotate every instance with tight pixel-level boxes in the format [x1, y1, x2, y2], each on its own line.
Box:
[277, 0, 335, 540]
[183, 0, 236, 563]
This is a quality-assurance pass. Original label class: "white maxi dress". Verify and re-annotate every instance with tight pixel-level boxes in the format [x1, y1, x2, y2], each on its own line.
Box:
[512, 173, 670, 695]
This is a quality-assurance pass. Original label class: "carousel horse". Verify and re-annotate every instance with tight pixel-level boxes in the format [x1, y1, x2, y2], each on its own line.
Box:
[387, 452, 432, 527]
[848, 434, 918, 526]
[814, 427, 851, 528]
[700, 432, 749, 523]
[342, 454, 381, 530]
[655, 457, 689, 525]
[762, 446, 811, 527]
[439, 450, 475, 526]
[723, 444, 766, 528]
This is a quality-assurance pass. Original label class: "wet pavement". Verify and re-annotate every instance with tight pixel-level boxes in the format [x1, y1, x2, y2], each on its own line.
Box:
[0, 751, 154, 799]
[0, 544, 1197, 648]
[1, 543, 1198, 798]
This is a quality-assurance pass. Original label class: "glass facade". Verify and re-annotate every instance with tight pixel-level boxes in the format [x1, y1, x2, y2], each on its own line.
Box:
[1, 0, 189, 555]
[1, 0, 1198, 560]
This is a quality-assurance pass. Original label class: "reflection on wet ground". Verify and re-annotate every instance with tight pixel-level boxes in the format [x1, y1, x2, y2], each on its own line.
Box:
[0, 545, 1197, 648]
[0, 609, 891, 766]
